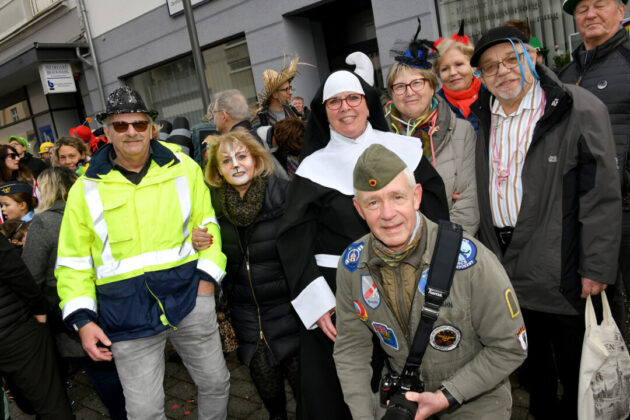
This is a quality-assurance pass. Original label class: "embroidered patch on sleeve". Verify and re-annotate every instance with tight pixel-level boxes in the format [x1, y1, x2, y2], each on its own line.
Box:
[342, 242, 364, 272]
[361, 275, 381, 309]
[515, 325, 528, 353]
[456, 238, 477, 270]
[429, 325, 461, 351]
[505, 288, 520, 319]
[372, 322, 399, 350]
[353, 300, 368, 322]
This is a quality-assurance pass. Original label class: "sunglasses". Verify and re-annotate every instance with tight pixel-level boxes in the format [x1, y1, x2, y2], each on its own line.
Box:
[6, 153, 19, 159]
[111, 120, 150, 133]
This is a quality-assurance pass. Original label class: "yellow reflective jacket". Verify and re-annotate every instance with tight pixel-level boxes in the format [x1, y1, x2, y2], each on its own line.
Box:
[56, 140, 226, 342]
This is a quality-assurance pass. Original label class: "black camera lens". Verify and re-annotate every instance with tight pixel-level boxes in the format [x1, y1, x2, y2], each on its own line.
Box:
[382, 392, 417, 420]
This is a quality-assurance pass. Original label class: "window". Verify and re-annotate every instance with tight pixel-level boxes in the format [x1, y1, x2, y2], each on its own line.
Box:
[0, 101, 30, 127]
[126, 36, 257, 125]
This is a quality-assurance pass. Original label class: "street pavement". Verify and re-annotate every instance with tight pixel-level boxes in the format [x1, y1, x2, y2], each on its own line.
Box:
[8, 343, 535, 420]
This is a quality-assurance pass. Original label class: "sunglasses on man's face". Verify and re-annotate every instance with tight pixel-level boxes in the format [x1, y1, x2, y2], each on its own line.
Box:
[111, 120, 150, 133]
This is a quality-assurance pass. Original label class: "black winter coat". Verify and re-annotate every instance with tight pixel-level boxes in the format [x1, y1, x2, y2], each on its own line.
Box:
[0, 235, 47, 340]
[212, 175, 299, 366]
[558, 29, 630, 208]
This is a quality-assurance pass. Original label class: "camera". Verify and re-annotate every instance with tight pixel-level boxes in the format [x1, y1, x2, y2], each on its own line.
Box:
[379, 369, 424, 420]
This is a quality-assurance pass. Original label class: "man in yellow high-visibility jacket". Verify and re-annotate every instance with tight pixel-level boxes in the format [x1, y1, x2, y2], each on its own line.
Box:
[56, 87, 229, 420]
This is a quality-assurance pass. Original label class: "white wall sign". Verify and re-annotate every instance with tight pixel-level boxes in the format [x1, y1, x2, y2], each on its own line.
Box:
[166, 0, 206, 16]
[39, 63, 77, 94]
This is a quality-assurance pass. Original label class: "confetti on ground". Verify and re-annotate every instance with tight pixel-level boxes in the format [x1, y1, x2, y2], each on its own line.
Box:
[170, 404, 178, 410]
[184, 410, 191, 415]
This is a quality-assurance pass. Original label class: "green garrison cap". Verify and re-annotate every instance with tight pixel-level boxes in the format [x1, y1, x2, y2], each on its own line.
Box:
[353, 144, 407, 192]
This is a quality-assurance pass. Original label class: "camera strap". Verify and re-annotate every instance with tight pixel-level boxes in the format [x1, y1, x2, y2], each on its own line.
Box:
[401, 220, 463, 375]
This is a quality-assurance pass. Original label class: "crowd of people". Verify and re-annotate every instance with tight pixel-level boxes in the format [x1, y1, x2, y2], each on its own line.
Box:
[1, 0, 629, 419]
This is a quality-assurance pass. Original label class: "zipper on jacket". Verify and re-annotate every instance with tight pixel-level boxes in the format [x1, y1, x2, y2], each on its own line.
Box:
[394, 268, 409, 340]
[367, 265, 410, 346]
[145, 281, 177, 330]
[238, 237, 278, 364]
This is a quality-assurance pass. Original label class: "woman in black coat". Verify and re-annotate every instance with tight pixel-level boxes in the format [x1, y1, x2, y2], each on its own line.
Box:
[193, 130, 299, 420]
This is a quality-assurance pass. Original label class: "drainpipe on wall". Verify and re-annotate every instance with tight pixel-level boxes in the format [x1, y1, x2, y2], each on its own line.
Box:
[76, 0, 106, 112]
[182, 0, 210, 112]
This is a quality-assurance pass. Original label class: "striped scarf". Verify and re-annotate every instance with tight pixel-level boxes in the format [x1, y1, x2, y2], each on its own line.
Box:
[371, 212, 423, 267]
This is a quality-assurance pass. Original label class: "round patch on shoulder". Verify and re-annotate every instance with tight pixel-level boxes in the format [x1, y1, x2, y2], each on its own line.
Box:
[430, 325, 461, 351]
[456, 238, 477, 270]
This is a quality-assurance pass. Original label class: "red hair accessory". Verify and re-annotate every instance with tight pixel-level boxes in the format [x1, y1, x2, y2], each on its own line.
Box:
[434, 20, 470, 48]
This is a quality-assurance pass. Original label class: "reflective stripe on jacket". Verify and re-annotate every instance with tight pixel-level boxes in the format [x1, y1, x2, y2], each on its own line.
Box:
[56, 140, 226, 342]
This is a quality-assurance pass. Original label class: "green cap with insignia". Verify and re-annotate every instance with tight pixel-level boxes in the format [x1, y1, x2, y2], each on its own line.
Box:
[353, 144, 407, 192]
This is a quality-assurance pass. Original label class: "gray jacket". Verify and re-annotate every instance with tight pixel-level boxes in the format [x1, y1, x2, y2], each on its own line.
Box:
[334, 217, 526, 419]
[388, 97, 479, 234]
[471, 65, 621, 315]
[22, 200, 84, 357]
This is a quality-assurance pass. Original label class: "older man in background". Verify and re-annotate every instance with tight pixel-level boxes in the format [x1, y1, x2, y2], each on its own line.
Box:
[470, 26, 621, 418]
[558, 0, 630, 333]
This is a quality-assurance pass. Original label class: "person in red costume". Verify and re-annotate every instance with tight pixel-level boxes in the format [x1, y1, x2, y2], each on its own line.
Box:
[69, 118, 109, 155]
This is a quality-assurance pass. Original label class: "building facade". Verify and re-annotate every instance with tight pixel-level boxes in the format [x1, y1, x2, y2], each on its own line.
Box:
[3, 0, 625, 152]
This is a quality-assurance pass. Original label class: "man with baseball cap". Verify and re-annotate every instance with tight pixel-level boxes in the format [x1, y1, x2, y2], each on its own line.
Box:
[334, 144, 526, 419]
[56, 86, 230, 419]
[469, 26, 621, 418]
[558, 0, 630, 337]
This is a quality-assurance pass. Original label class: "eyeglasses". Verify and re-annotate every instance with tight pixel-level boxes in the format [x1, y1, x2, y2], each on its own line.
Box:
[325, 94, 364, 110]
[277, 85, 293, 93]
[6, 153, 19, 159]
[111, 120, 150, 133]
[479, 53, 525, 76]
[391, 79, 427, 96]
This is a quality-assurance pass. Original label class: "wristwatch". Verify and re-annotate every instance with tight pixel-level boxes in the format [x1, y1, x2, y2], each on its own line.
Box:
[439, 385, 461, 413]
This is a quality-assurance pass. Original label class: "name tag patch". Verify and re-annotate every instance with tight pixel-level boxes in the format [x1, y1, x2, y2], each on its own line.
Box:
[430, 325, 461, 351]
[342, 242, 364, 272]
[372, 322, 398, 350]
[353, 300, 368, 322]
[456, 238, 477, 270]
[361, 275, 381, 309]
[516, 325, 528, 353]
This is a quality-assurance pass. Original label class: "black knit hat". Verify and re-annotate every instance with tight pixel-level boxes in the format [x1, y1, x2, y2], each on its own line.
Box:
[96, 87, 158, 124]
[470, 26, 529, 67]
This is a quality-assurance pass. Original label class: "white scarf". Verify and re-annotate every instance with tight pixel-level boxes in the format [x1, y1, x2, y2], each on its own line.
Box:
[296, 122, 423, 195]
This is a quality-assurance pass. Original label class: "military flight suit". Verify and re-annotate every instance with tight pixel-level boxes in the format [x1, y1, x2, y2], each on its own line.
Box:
[333, 217, 527, 419]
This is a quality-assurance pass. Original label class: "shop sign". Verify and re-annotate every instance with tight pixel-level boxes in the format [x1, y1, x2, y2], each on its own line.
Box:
[166, 0, 207, 16]
[39, 63, 76, 94]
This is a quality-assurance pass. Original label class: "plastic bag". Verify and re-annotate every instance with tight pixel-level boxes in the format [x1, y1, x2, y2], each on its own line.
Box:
[578, 291, 630, 419]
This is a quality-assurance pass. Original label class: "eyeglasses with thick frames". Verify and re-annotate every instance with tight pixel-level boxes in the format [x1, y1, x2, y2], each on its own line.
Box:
[111, 120, 150, 133]
[391, 78, 427, 96]
[325, 94, 364, 110]
[6, 153, 19, 160]
[479, 53, 525, 77]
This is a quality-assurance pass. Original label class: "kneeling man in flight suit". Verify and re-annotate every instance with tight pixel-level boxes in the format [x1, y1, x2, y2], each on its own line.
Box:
[333, 144, 527, 419]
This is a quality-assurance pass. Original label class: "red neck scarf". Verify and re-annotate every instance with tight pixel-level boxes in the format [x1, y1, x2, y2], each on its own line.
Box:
[442, 77, 482, 118]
